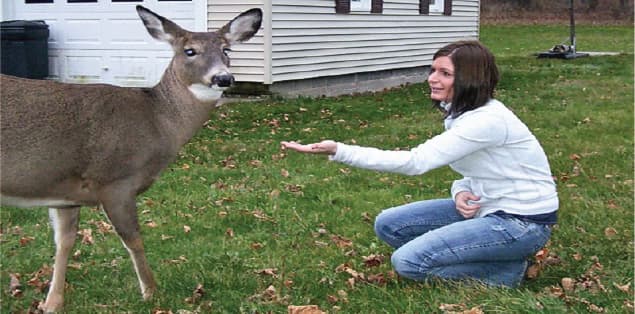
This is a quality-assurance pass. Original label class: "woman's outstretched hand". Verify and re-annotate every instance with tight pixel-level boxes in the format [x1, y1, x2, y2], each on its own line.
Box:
[280, 140, 337, 155]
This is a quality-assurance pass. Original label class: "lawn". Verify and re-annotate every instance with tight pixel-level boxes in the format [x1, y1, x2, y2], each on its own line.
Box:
[1, 25, 633, 313]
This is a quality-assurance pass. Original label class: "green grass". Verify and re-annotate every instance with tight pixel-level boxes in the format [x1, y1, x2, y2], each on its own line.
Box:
[2, 25, 633, 313]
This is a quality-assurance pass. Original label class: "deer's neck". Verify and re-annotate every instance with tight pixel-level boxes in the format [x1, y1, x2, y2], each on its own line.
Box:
[152, 67, 220, 147]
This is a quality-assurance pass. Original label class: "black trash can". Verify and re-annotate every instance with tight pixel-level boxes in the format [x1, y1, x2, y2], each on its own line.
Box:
[1, 20, 49, 79]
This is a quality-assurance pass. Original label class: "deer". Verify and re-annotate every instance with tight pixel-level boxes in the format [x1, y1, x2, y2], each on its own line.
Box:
[0, 5, 262, 313]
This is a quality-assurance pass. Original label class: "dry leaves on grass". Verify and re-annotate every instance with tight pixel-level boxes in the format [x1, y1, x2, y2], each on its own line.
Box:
[439, 303, 484, 314]
[78, 228, 94, 245]
[542, 255, 627, 313]
[184, 283, 204, 304]
[248, 285, 290, 304]
[27, 264, 53, 293]
[330, 235, 353, 248]
[9, 273, 22, 297]
[288, 305, 326, 314]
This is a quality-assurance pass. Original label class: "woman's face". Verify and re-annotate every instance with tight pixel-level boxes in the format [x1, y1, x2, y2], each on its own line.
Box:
[428, 56, 455, 103]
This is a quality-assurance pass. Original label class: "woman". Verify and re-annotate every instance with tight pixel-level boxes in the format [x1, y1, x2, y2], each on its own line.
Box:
[281, 40, 558, 287]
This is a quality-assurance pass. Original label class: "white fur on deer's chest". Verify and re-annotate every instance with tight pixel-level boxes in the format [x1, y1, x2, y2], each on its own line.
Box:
[188, 84, 224, 102]
[0, 194, 80, 208]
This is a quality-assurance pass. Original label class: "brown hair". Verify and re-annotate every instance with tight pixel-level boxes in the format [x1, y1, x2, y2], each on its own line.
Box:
[432, 40, 499, 118]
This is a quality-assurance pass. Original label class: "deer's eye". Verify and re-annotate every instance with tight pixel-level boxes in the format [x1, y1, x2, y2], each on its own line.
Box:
[184, 48, 197, 57]
[222, 48, 232, 56]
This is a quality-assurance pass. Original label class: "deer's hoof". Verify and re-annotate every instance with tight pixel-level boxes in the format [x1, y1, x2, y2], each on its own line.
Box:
[142, 287, 156, 301]
[39, 298, 63, 313]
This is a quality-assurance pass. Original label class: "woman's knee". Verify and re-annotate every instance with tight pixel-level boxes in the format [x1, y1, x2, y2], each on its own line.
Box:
[390, 248, 432, 280]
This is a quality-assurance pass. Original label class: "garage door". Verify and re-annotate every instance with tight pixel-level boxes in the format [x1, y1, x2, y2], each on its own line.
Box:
[10, 0, 205, 87]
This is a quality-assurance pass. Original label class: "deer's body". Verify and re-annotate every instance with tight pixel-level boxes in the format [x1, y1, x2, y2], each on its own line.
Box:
[0, 6, 261, 313]
[1, 70, 206, 205]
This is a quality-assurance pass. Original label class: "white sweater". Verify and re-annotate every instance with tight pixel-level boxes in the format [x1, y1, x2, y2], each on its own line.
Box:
[330, 99, 558, 218]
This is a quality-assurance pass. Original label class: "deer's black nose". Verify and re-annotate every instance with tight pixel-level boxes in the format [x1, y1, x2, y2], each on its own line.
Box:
[211, 74, 234, 87]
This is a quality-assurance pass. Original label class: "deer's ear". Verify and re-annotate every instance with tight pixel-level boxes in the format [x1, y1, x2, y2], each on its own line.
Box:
[222, 8, 262, 45]
[136, 5, 184, 44]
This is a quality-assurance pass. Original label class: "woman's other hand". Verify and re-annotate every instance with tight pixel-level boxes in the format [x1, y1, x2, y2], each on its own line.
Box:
[455, 191, 481, 219]
[281, 140, 337, 155]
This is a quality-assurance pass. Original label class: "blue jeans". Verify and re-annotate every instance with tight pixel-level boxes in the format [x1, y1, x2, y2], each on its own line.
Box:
[374, 198, 551, 287]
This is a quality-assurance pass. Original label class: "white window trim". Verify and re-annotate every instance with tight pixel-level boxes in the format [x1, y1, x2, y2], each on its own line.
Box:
[429, 0, 444, 13]
[350, 0, 371, 12]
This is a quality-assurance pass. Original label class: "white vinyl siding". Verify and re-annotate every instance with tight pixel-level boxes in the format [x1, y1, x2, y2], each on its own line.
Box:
[266, 0, 479, 82]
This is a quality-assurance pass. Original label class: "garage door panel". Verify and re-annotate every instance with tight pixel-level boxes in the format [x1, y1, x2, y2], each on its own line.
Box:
[110, 55, 149, 85]
[12, 0, 201, 87]
[66, 55, 105, 83]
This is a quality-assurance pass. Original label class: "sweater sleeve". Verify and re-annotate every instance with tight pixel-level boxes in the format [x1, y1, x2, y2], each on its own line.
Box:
[451, 177, 472, 200]
[329, 112, 507, 176]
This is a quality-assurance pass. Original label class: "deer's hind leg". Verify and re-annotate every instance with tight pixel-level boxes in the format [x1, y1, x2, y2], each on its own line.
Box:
[99, 183, 157, 301]
[41, 207, 80, 313]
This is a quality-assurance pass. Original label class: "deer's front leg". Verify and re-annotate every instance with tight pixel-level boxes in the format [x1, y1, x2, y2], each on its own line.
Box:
[99, 184, 156, 301]
[41, 207, 80, 313]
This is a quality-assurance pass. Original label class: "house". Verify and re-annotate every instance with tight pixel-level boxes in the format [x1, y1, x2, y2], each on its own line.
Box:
[1, 0, 480, 97]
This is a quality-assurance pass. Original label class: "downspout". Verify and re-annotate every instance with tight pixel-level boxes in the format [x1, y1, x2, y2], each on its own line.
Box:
[264, 0, 273, 84]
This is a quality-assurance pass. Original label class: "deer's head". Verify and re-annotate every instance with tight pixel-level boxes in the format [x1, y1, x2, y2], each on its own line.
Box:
[136, 5, 262, 102]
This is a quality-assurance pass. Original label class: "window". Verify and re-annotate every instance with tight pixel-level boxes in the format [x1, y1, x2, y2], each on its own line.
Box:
[420, 0, 451, 15]
[335, 0, 382, 14]
[25, 0, 53, 3]
[350, 0, 370, 12]
[429, 0, 444, 13]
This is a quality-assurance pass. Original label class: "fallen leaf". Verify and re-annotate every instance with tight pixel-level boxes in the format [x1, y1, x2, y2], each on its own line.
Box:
[225, 228, 234, 238]
[330, 235, 352, 248]
[326, 295, 339, 304]
[562, 277, 575, 292]
[263, 285, 277, 301]
[337, 289, 349, 303]
[613, 282, 631, 293]
[184, 283, 204, 304]
[78, 228, 94, 245]
[19, 236, 35, 246]
[270, 189, 281, 198]
[92, 220, 113, 234]
[9, 273, 22, 297]
[287, 305, 326, 314]
[361, 212, 372, 222]
[604, 227, 617, 238]
[606, 199, 619, 209]
[525, 264, 542, 279]
[439, 303, 466, 312]
[362, 254, 385, 268]
[255, 268, 278, 277]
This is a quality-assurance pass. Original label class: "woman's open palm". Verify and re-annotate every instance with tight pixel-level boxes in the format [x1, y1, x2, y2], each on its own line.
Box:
[281, 140, 337, 155]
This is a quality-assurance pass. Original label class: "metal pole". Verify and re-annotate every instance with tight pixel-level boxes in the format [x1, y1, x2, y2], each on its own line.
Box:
[570, 0, 576, 53]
